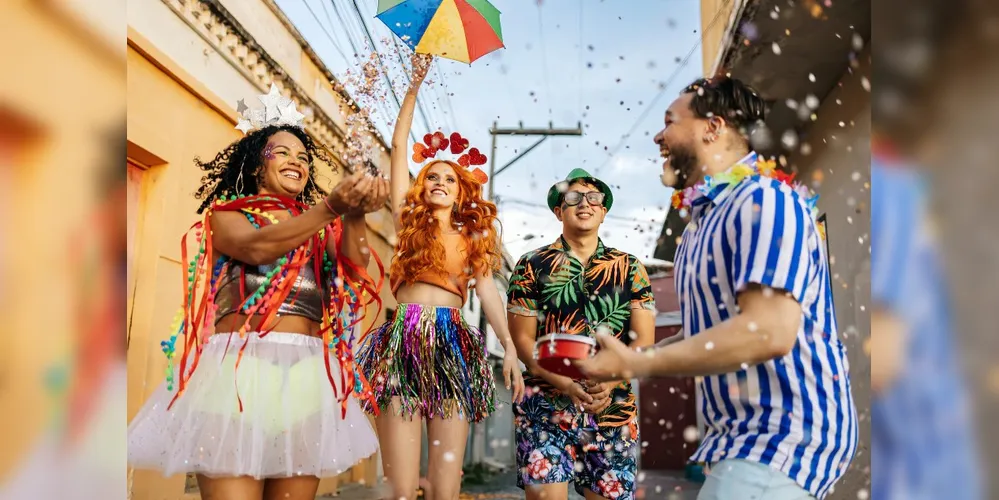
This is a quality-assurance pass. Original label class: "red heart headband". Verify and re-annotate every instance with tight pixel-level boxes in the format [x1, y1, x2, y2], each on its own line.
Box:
[411, 131, 489, 185]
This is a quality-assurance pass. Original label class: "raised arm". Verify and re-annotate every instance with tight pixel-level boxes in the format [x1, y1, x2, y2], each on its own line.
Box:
[391, 54, 433, 230]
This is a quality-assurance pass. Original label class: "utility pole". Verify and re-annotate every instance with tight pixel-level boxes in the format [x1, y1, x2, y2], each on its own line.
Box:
[479, 119, 583, 333]
[486, 121, 584, 202]
[467, 121, 583, 467]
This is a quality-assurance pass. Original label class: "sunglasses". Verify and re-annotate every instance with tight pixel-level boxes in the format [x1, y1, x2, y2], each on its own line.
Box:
[562, 191, 606, 207]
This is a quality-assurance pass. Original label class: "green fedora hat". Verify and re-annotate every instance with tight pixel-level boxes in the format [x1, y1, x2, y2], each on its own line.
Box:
[546, 168, 614, 212]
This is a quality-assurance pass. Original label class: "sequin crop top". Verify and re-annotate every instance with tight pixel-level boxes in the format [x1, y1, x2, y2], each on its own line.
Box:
[390, 232, 471, 303]
[214, 259, 329, 323]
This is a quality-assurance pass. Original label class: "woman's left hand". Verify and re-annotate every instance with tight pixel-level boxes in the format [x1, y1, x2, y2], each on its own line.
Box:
[350, 175, 390, 215]
[503, 348, 525, 404]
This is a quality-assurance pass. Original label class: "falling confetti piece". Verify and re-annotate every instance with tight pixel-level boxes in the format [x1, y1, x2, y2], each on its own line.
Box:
[683, 426, 699, 442]
[852, 33, 865, 50]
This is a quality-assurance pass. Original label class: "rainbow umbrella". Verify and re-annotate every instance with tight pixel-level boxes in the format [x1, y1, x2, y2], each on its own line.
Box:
[376, 0, 504, 64]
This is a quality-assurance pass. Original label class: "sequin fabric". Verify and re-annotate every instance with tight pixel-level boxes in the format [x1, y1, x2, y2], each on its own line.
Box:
[356, 303, 496, 422]
[214, 260, 329, 323]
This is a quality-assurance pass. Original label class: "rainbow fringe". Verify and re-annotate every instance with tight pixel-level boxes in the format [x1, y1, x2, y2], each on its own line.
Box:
[357, 303, 496, 422]
[162, 194, 384, 419]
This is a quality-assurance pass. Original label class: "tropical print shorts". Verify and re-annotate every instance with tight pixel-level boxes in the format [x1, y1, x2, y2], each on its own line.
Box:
[514, 386, 639, 500]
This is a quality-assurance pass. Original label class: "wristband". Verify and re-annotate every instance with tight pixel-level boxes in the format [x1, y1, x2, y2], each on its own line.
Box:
[323, 197, 339, 216]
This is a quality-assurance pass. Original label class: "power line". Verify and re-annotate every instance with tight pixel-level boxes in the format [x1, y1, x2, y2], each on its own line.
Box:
[340, 0, 425, 144]
[349, 0, 451, 135]
[329, 0, 361, 59]
[577, 1, 585, 166]
[536, 4, 555, 122]
[435, 63, 460, 132]
[385, 29, 441, 135]
[327, 0, 362, 56]
[592, 1, 735, 176]
[324, 0, 402, 135]
[535, 3, 558, 179]
[300, 0, 348, 62]
[419, 49, 459, 133]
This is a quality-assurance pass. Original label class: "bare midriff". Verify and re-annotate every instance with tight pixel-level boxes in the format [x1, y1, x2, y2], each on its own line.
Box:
[214, 313, 323, 337]
[394, 282, 464, 309]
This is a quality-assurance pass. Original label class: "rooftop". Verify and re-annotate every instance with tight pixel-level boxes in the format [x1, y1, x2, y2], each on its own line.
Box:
[712, 0, 871, 156]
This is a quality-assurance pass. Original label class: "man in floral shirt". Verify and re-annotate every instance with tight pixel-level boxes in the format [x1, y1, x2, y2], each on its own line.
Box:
[507, 168, 656, 500]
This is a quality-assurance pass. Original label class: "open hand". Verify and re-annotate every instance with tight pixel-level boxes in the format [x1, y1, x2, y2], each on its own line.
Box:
[574, 332, 648, 382]
[503, 350, 526, 404]
[410, 53, 434, 86]
[325, 170, 372, 215]
[349, 174, 390, 215]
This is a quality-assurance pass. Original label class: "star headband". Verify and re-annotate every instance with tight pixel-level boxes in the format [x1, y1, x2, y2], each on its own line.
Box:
[412, 131, 489, 185]
[234, 83, 306, 134]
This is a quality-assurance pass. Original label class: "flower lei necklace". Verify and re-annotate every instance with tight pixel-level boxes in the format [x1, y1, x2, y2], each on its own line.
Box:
[670, 154, 820, 218]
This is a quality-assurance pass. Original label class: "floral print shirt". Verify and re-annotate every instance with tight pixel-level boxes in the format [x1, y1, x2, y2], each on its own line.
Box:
[507, 236, 656, 426]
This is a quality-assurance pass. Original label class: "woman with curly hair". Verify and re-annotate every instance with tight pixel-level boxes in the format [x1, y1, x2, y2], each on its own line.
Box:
[127, 90, 389, 500]
[357, 55, 525, 500]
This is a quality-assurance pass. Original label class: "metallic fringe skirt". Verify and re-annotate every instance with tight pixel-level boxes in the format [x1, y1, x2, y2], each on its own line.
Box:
[357, 303, 496, 422]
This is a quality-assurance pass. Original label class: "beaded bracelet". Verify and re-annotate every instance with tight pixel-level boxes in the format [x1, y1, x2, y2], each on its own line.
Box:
[323, 197, 339, 217]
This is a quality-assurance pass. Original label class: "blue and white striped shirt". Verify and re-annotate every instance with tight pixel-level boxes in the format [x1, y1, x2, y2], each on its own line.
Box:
[871, 158, 981, 500]
[674, 152, 858, 499]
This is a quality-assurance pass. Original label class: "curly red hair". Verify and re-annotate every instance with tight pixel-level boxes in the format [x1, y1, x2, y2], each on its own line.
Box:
[391, 160, 502, 286]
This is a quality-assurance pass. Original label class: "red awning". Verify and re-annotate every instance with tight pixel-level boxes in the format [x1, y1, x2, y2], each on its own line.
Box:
[651, 271, 679, 313]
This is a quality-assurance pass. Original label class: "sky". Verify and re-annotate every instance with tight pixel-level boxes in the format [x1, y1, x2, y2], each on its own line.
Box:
[274, 0, 705, 261]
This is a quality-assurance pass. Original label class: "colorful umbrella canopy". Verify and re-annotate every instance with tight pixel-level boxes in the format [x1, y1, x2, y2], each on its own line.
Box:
[376, 0, 504, 64]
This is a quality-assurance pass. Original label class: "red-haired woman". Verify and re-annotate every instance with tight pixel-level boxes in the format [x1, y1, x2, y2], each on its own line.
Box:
[357, 54, 525, 500]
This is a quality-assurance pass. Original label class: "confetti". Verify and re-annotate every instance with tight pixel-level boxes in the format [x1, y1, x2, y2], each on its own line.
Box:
[683, 426, 699, 442]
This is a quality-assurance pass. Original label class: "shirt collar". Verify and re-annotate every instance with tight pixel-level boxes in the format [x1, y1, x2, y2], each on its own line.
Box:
[555, 235, 606, 259]
[691, 151, 759, 209]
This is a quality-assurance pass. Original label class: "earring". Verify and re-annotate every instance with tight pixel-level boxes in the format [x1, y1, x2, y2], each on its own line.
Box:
[235, 159, 246, 195]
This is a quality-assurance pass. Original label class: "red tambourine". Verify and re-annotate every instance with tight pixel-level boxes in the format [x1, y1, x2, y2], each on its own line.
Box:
[534, 333, 598, 380]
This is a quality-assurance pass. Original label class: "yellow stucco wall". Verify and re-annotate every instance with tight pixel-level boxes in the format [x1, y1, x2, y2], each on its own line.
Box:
[701, 0, 740, 76]
[126, 28, 393, 499]
[0, 0, 123, 479]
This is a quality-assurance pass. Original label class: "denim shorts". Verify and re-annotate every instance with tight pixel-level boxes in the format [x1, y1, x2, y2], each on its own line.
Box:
[697, 459, 813, 500]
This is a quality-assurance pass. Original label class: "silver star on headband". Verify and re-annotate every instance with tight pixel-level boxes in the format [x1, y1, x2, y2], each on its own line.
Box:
[234, 83, 306, 134]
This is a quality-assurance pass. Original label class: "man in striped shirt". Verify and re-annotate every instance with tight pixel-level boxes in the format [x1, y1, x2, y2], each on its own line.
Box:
[869, 138, 981, 500]
[577, 76, 858, 499]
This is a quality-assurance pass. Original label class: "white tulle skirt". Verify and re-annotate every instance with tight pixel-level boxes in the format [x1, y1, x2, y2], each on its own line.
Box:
[127, 331, 379, 479]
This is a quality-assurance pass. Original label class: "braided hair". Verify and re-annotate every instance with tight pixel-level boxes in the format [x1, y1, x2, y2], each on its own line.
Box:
[193, 125, 333, 213]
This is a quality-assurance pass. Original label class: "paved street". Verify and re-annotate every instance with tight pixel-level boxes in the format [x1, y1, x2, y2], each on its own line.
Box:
[319, 469, 701, 499]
